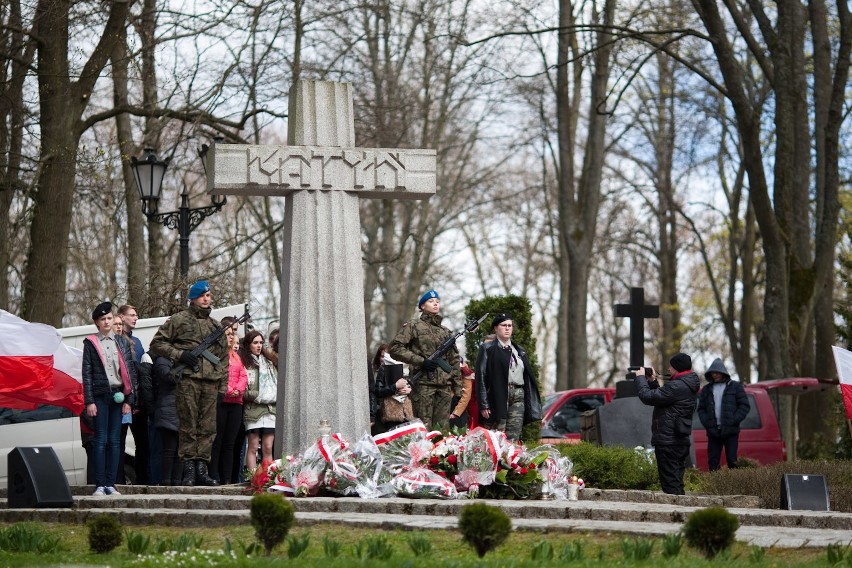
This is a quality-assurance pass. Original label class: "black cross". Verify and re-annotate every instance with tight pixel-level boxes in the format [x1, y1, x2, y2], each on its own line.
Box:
[614, 287, 659, 368]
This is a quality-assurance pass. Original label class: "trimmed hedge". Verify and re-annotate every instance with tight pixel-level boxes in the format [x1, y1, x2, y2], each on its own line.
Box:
[558, 442, 659, 490]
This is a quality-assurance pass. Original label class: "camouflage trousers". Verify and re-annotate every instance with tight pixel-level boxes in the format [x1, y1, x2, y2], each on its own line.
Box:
[176, 376, 219, 461]
[411, 383, 453, 431]
[485, 384, 525, 442]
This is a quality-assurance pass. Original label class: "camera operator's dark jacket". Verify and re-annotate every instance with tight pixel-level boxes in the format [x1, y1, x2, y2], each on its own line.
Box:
[475, 340, 542, 424]
[697, 359, 750, 437]
[634, 370, 699, 447]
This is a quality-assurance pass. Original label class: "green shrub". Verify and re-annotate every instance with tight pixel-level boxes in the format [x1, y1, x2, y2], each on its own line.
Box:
[560, 540, 584, 561]
[407, 534, 432, 557]
[530, 540, 554, 560]
[458, 503, 512, 558]
[682, 506, 739, 559]
[286, 533, 310, 558]
[322, 535, 341, 558]
[621, 537, 654, 560]
[661, 532, 682, 558]
[87, 514, 123, 554]
[0, 523, 62, 553]
[250, 493, 295, 555]
[558, 442, 659, 490]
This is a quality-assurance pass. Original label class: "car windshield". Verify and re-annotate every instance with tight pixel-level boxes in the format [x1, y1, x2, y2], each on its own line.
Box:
[542, 393, 561, 414]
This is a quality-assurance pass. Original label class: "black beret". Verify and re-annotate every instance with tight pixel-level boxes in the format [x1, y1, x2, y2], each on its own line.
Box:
[491, 313, 513, 329]
[670, 352, 692, 373]
[92, 301, 113, 321]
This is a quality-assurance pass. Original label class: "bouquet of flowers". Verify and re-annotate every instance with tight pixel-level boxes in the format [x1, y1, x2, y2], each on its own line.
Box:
[542, 452, 575, 499]
[267, 455, 297, 496]
[318, 433, 361, 496]
[349, 433, 390, 498]
[291, 441, 327, 497]
[423, 434, 460, 481]
[482, 445, 548, 500]
[243, 458, 276, 495]
[390, 466, 458, 499]
[453, 427, 501, 496]
[373, 420, 430, 475]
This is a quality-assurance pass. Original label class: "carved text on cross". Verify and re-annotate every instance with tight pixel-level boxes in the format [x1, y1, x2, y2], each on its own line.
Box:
[209, 145, 436, 199]
[614, 287, 659, 368]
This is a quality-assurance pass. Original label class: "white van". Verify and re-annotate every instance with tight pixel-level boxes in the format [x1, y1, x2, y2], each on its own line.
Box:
[0, 304, 247, 488]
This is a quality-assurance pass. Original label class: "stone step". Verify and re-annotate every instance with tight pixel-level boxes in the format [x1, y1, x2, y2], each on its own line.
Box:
[4, 485, 852, 549]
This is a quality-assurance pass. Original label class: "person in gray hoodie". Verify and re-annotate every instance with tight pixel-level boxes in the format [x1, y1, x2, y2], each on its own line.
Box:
[697, 358, 750, 470]
[634, 353, 700, 495]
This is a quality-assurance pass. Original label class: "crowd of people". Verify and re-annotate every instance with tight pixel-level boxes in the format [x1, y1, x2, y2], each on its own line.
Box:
[81, 281, 744, 498]
[81, 281, 281, 494]
[372, 289, 543, 440]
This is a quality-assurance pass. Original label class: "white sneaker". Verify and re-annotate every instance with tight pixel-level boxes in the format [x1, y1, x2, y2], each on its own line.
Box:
[93, 486, 106, 496]
[104, 486, 121, 496]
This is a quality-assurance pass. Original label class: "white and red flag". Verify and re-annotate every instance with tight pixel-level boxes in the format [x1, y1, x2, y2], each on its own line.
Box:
[0, 310, 84, 414]
[832, 346, 852, 421]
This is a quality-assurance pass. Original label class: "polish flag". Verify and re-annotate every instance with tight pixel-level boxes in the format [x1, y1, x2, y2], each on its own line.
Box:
[0, 310, 84, 415]
[832, 346, 852, 420]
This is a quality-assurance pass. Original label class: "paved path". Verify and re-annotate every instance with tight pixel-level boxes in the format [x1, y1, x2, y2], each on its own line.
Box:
[2, 486, 851, 548]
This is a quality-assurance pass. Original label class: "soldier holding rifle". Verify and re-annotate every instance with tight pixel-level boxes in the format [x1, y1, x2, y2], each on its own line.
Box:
[150, 280, 229, 486]
[389, 290, 463, 431]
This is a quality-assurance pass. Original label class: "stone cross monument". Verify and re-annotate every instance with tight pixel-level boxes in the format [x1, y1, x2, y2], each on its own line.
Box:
[614, 286, 659, 369]
[207, 80, 436, 454]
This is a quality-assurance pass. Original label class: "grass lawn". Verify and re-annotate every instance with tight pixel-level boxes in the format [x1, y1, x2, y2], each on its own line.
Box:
[0, 522, 836, 567]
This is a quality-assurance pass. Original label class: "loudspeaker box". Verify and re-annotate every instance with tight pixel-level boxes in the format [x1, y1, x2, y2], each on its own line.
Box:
[780, 473, 830, 511]
[7, 447, 73, 508]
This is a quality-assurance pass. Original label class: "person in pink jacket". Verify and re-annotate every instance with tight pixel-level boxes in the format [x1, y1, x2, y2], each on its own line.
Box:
[209, 316, 248, 484]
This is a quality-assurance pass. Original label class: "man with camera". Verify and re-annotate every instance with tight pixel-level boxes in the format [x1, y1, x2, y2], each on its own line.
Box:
[634, 353, 699, 495]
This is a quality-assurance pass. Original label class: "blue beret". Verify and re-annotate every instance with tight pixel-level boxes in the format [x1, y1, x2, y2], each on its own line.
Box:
[188, 280, 210, 300]
[418, 289, 439, 307]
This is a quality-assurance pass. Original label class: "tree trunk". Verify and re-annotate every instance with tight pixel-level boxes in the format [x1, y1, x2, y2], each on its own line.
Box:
[111, 24, 147, 307]
[22, 0, 129, 325]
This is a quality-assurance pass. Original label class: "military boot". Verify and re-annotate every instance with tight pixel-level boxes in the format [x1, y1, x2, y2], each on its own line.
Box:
[195, 460, 220, 486]
[181, 461, 196, 486]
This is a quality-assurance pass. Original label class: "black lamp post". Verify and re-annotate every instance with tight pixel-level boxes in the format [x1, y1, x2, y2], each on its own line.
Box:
[131, 147, 226, 277]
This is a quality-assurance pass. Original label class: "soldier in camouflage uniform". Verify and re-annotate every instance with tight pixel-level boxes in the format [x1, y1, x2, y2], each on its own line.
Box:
[389, 290, 462, 431]
[475, 313, 542, 442]
[149, 280, 228, 486]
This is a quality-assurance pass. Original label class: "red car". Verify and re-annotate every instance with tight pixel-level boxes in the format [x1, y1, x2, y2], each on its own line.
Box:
[540, 378, 829, 471]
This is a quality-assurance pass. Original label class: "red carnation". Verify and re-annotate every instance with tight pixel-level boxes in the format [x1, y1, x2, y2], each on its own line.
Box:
[429, 456, 440, 466]
[447, 455, 458, 465]
[528, 462, 536, 469]
[511, 462, 520, 469]
[520, 467, 529, 475]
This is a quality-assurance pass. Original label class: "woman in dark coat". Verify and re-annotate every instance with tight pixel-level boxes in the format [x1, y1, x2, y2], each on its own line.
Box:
[152, 355, 181, 485]
[475, 313, 541, 442]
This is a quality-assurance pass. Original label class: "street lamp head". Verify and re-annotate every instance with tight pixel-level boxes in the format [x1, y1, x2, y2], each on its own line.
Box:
[131, 148, 169, 216]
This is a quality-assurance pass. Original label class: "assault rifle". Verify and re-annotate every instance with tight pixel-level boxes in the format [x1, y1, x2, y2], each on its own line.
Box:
[407, 313, 489, 387]
[170, 306, 252, 378]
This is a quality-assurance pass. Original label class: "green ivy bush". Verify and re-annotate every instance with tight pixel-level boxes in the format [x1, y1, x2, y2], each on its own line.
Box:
[457, 503, 512, 558]
[87, 514, 123, 554]
[558, 442, 659, 490]
[682, 506, 739, 558]
[250, 493, 295, 555]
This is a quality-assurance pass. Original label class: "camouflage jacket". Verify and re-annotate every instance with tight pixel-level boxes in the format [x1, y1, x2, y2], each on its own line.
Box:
[149, 304, 228, 383]
[389, 312, 462, 395]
